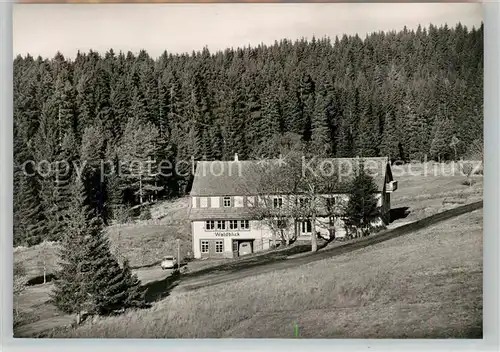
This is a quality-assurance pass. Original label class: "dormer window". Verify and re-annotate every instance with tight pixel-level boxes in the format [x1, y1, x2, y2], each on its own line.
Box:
[223, 196, 231, 207]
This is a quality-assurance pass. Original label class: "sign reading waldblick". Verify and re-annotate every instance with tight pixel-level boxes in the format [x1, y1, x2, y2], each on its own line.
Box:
[214, 232, 240, 237]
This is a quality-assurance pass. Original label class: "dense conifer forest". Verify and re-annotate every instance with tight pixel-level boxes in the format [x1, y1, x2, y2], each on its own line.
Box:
[13, 23, 483, 246]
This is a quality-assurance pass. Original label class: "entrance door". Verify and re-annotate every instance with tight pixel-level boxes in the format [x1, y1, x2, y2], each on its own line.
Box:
[300, 220, 312, 235]
[232, 240, 239, 257]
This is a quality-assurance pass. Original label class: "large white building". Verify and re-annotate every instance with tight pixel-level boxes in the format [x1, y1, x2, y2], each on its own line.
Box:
[188, 155, 397, 259]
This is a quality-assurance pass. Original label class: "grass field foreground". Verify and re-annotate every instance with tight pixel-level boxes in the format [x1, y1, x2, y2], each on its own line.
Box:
[46, 208, 483, 338]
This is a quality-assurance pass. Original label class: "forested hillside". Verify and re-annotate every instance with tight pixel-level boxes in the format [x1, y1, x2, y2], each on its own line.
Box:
[13, 23, 483, 246]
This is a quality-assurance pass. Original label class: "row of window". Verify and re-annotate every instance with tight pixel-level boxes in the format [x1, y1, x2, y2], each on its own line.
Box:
[273, 196, 337, 209]
[200, 240, 224, 254]
[204, 218, 335, 232]
[205, 220, 250, 231]
[197, 196, 339, 209]
[275, 219, 313, 232]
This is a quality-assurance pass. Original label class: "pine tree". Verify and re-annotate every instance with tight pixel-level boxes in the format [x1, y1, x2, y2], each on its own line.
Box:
[343, 162, 380, 237]
[401, 91, 427, 162]
[299, 74, 315, 142]
[336, 111, 355, 157]
[52, 178, 148, 320]
[55, 79, 77, 147]
[283, 87, 303, 135]
[14, 172, 46, 247]
[108, 77, 130, 143]
[121, 259, 148, 309]
[260, 85, 281, 145]
[310, 90, 332, 156]
[118, 116, 162, 204]
[12, 23, 484, 203]
[380, 112, 400, 162]
[51, 177, 95, 318]
[356, 105, 380, 157]
[43, 132, 76, 242]
[45, 168, 72, 242]
[80, 125, 107, 218]
[429, 109, 453, 161]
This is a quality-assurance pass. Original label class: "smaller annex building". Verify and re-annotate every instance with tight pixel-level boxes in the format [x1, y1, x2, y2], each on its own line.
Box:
[188, 155, 397, 259]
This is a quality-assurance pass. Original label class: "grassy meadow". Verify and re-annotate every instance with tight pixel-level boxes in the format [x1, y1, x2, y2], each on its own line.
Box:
[12, 162, 483, 336]
[14, 197, 191, 281]
[44, 208, 483, 338]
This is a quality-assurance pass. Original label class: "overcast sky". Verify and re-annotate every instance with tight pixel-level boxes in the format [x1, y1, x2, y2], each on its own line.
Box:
[13, 3, 483, 59]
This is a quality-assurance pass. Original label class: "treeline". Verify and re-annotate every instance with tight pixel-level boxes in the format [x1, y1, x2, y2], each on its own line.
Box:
[13, 22, 483, 246]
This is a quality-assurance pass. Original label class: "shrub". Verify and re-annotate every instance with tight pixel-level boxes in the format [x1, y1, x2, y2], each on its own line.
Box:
[462, 179, 476, 186]
[113, 205, 131, 224]
[139, 207, 152, 221]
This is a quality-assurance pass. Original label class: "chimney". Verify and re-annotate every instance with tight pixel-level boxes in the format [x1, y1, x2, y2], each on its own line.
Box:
[234, 153, 239, 161]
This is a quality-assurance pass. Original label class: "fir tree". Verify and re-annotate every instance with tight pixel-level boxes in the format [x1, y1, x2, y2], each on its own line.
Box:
[380, 112, 400, 162]
[260, 85, 281, 145]
[44, 132, 76, 242]
[401, 91, 427, 162]
[343, 163, 380, 237]
[14, 172, 46, 246]
[336, 111, 355, 157]
[121, 259, 148, 309]
[356, 105, 380, 157]
[430, 110, 453, 161]
[118, 116, 163, 204]
[12, 23, 484, 208]
[52, 177, 148, 320]
[311, 90, 332, 156]
[80, 125, 107, 218]
[51, 177, 96, 319]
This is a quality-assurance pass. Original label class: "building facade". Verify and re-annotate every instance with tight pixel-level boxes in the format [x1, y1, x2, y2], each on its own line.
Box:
[189, 155, 397, 259]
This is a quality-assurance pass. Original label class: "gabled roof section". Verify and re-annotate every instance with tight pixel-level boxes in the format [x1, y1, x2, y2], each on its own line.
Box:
[189, 157, 390, 197]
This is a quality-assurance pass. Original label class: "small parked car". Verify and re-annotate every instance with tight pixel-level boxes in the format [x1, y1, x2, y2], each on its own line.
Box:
[160, 255, 177, 270]
[238, 242, 252, 256]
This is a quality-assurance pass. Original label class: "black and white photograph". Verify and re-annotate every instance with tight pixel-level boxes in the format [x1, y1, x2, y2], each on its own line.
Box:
[12, 3, 484, 338]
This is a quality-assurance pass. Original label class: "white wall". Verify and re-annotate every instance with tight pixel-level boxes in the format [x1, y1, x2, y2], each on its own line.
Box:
[211, 196, 220, 208]
[234, 196, 244, 207]
[192, 220, 274, 258]
[191, 191, 390, 257]
[246, 196, 255, 207]
[200, 197, 208, 208]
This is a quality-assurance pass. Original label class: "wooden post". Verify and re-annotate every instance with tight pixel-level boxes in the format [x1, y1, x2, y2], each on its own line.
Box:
[139, 174, 143, 204]
[177, 239, 180, 272]
[311, 214, 317, 252]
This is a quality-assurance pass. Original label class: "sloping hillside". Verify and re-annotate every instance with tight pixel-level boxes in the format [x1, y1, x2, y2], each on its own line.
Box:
[14, 197, 191, 281]
[48, 209, 482, 338]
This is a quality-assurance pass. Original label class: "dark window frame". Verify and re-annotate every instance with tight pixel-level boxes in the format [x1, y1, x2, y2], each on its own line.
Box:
[205, 220, 215, 230]
[201, 240, 209, 253]
[215, 240, 224, 253]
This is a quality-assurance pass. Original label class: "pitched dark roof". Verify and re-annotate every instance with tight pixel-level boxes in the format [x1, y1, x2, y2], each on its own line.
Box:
[190, 157, 391, 197]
